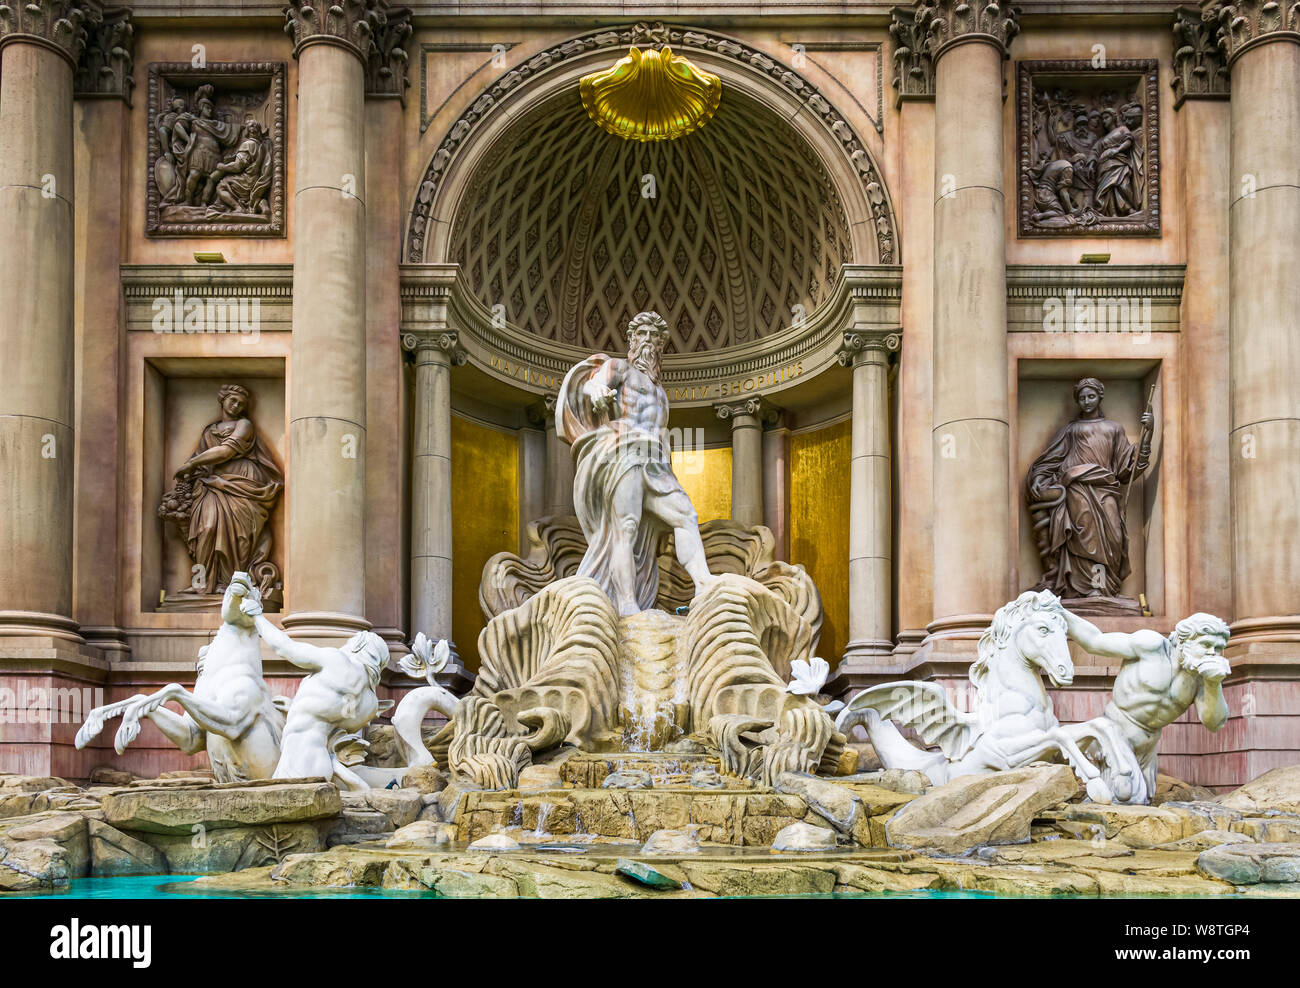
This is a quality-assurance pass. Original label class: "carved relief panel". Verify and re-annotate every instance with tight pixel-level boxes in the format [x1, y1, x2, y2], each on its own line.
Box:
[1016, 59, 1161, 238]
[146, 62, 287, 237]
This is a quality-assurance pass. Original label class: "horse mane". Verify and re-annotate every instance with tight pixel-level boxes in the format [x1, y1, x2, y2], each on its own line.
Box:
[971, 589, 1065, 691]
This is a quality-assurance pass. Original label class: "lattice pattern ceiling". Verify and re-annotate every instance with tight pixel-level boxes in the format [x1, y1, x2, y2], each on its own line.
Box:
[449, 90, 853, 354]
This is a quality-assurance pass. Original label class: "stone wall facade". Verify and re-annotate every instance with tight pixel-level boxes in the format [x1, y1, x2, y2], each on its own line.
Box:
[0, 1, 1296, 788]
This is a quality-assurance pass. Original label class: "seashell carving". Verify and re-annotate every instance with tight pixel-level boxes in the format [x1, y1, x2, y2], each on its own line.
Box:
[579, 46, 721, 142]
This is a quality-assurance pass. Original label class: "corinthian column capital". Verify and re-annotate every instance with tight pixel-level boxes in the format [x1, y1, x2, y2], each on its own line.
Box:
[74, 5, 133, 102]
[1210, 0, 1300, 65]
[890, 6, 936, 105]
[914, 0, 1019, 61]
[284, 0, 386, 63]
[366, 4, 411, 100]
[0, 0, 103, 67]
[1172, 5, 1230, 106]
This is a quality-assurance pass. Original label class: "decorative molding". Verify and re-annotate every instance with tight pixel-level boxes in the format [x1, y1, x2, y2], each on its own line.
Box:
[418, 42, 520, 134]
[836, 329, 901, 366]
[1016, 59, 1161, 239]
[1172, 5, 1230, 106]
[914, 0, 1020, 60]
[890, 6, 935, 106]
[400, 263, 902, 408]
[405, 21, 899, 267]
[74, 4, 132, 102]
[366, 4, 411, 101]
[715, 397, 778, 424]
[283, 0, 384, 62]
[1210, 0, 1300, 65]
[0, 0, 101, 66]
[145, 62, 287, 238]
[1004, 263, 1185, 334]
[401, 328, 468, 365]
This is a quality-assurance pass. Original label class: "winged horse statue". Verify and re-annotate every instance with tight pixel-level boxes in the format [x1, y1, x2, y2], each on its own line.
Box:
[836, 589, 1144, 803]
[75, 573, 285, 783]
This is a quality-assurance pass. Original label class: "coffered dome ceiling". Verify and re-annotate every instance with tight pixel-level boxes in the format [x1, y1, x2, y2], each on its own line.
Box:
[449, 89, 854, 355]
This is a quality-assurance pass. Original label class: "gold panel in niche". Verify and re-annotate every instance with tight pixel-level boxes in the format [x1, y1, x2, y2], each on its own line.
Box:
[672, 446, 731, 524]
[789, 419, 851, 666]
[451, 415, 519, 672]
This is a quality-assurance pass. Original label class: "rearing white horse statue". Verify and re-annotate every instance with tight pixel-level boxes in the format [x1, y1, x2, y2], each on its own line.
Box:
[836, 589, 1142, 803]
[75, 573, 285, 783]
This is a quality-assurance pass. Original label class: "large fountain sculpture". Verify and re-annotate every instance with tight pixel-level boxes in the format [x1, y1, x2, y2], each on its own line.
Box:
[436, 311, 843, 788]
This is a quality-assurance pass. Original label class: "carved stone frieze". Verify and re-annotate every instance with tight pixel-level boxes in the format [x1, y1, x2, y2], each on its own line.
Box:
[1210, 0, 1300, 65]
[367, 4, 411, 100]
[406, 22, 898, 268]
[1172, 5, 1230, 106]
[913, 0, 1019, 59]
[74, 4, 132, 102]
[146, 62, 287, 237]
[283, 0, 385, 62]
[1017, 59, 1161, 238]
[0, 0, 101, 65]
[890, 6, 935, 105]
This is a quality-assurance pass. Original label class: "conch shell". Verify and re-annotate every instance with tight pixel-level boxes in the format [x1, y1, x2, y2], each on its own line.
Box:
[579, 46, 721, 142]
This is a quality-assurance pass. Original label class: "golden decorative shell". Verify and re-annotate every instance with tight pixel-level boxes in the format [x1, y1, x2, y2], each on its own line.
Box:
[579, 46, 722, 142]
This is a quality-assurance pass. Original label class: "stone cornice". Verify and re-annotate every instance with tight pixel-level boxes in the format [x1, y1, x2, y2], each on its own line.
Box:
[1172, 4, 1230, 106]
[284, 0, 385, 62]
[890, 6, 935, 105]
[914, 0, 1020, 60]
[1210, 0, 1300, 65]
[0, 0, 102, 67]
[400, 263, 902, 408]
[366, 3, 411, 100]
[74, 4, 133, 102]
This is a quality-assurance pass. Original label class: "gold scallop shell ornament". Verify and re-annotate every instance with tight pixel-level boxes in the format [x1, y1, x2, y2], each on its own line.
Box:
[580, 46, 722, 142]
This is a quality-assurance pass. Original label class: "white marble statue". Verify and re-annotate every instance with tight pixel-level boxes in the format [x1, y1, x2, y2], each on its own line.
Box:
[75, 573, 286, 783]
[390, 633, 458, 767]
[239, 588, 389, 790]
[836, 589, 1145, 803]
[1062, 610, 1231, 804]
[556, 310, 717, 615]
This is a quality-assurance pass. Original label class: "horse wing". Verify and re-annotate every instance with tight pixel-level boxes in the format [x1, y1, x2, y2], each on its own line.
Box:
[839, 682, 978, 760]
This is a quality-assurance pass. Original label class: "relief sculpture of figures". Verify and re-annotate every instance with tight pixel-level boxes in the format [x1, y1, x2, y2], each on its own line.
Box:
[557, 310, 718, 615]
[1026, 377, 1152, 615]
[158, 383, 284, 606]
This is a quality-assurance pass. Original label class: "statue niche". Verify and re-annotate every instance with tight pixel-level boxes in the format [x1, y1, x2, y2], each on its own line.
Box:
[1017, 60, 1160, 237]
[1025, 377, 1153, 616]
[158, 383, 284, 611]
[146, 63, 286, 237]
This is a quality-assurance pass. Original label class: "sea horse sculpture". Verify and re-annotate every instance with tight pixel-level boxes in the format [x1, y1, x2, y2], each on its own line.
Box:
[836, 590, 1145, 804]
[75, 573, 285, 782]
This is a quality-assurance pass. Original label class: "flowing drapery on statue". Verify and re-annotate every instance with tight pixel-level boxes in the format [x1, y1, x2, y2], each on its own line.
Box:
[556, 311, 716, 616]
[1026, 378, 1151, 606]
[160, 383, 284, 598]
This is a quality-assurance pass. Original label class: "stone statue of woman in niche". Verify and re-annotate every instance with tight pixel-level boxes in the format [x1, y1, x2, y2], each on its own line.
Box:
[1025, 377, 1152, 615]
[159, 383, 284, 608]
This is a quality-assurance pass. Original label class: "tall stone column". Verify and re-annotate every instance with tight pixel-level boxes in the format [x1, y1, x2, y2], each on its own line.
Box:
[1173, 7, 1232, 619]
[283, 0, 382, 641]
[716, 399, 766, 527]
[761, 419, 790, 561]
[830, 331, 900, 695]
[921, 0, 1018, 644]
[543, 394, 576, 517]
[0, 0, 101, 647]
[405, 332, 470, 686]
[519, 411, 546, 551]
[364, 6, 412, 647]
[891, 5, 936, 657]
[1218, 3, 1300, 648]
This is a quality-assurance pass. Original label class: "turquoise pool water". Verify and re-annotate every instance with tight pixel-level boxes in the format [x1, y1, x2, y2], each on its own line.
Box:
[12, 875, 1005, 899]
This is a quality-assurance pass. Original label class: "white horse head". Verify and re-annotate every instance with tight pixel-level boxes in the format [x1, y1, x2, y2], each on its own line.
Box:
[971, 589, 1073, 690]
